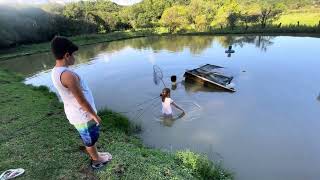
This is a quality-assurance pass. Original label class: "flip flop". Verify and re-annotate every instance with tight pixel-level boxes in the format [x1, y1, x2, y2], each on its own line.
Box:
[91, 152, 112, 169]
[0, 168, 25, 180]
[98, 152, 112, 161]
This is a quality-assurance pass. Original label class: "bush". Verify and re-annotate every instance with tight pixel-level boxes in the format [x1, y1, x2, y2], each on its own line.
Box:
[176, 150, 233, 180]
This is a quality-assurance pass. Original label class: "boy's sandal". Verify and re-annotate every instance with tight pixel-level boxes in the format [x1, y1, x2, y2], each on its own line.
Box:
[91, 152, 112, 169]
[0, 168, 25, 180]
[99, 152, 112, 161]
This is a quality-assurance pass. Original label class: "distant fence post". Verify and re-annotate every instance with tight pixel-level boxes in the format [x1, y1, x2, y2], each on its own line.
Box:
[297, 21, 300, 27]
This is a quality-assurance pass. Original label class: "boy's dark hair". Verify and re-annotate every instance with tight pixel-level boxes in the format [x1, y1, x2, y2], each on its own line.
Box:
[51, 36, 78, 59]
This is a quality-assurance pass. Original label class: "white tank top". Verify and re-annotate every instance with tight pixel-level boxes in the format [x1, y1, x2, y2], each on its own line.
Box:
[51, 66, 97, 125]
[162, 97, 173, 115]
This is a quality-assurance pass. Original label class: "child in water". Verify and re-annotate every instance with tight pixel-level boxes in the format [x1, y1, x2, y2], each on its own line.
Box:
[161, 88, 185, 118]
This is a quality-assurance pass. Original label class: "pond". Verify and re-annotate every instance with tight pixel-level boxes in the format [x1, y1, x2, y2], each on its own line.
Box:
[1, 35, 320, 180]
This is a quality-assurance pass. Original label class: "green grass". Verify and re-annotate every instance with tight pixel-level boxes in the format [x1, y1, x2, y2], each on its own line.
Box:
[276, 11, 320, 26]
[0, 69, 233, 179]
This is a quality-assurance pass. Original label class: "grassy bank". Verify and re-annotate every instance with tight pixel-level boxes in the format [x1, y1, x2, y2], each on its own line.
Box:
[1, 27, 320, 61]
[275, 9, 320, 26]
[0, 69, 232, 179]
[0, 30, 158, 61]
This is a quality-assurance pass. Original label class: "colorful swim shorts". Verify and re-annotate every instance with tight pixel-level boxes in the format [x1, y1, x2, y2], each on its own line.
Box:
[74, 120, 100, 147]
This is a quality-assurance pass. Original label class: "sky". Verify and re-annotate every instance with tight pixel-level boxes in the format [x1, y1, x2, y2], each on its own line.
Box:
[0, 0, 143, 6]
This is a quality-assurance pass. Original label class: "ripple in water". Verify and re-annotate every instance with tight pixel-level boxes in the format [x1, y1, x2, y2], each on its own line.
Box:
[151, 100, 202, 125]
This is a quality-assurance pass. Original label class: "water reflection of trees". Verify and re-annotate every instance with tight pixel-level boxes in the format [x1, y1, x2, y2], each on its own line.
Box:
[0, 35, 275, 75]
[79, 35, 275, 56]
[215, 35, 274, 52]
[0, 52, 54, 75]
[94, 36, 215, 55]
[73, 36, 216, 62]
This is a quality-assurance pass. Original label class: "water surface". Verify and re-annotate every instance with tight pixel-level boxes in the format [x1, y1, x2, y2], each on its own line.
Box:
[1, 35, 320, 180]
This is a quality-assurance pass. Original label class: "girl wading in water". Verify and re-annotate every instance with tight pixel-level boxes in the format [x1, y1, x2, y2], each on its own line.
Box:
[161, 88, 185, 119]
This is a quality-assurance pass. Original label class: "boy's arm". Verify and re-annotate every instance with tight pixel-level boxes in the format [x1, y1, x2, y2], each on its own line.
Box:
[171, 102, 185, 113]
[61, 71, 101, 125]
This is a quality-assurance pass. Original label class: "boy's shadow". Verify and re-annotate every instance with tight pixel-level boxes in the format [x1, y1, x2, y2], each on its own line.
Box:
[161, 112, 185, 127]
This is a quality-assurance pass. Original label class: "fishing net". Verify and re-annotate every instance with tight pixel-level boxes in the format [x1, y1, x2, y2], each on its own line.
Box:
[153, 65, 165, 87]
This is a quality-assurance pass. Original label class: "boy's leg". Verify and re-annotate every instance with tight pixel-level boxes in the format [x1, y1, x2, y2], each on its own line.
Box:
[75, 121, 112, 166]
[86, 145, 112, 164]
[86, 145, 99, 161]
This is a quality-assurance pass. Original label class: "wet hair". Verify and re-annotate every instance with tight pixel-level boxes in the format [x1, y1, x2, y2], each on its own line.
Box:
[171, 75, 177, 83]
[161, 88, 170, 102]
[51, 36, 78, 60]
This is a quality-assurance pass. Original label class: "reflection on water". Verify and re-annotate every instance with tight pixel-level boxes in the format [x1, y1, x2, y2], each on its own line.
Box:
[0, 35, 274, 76]
[182, 80, 231, 93]
[1, 35, 320, 180]
[220, 36, 274, 52]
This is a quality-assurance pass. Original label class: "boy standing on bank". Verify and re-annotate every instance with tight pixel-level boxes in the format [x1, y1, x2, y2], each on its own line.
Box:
[50, 36, 112, 169]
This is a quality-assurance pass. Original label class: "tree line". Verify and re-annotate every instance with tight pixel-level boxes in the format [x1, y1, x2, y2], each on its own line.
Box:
[0, 0, 319, 49]
[60, 0, 319, 32]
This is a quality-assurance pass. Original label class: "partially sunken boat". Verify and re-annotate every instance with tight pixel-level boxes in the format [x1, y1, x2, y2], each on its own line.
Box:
[184, 64, 236, 92]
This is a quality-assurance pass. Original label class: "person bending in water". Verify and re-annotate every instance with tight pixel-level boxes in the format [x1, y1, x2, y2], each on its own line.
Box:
[161, 88, 185, 118]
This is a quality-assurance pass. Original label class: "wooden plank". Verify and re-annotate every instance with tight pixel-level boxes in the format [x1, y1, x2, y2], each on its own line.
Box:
[184, 71, 236, 92]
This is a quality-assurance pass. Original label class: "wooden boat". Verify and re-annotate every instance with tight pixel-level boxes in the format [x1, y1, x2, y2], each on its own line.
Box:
[184, 64, 236, 92]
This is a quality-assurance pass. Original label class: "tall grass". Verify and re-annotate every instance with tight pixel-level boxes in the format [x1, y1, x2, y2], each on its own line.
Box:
[276, 11, 320, 26]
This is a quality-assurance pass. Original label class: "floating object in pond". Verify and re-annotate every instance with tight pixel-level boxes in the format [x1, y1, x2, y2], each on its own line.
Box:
[225, 50, 235, 53]
[225, 45, 235, 53]
[184, 64, 236, 92]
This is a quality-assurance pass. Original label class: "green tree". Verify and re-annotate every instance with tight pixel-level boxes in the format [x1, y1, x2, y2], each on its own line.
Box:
[188, 0, 217, 31]
[195, 15, 208, 31]
[258, 1, 286, 28]
[63, 2, 86, 19]
[238, 3, 260, 29]
[120, 4, 147, 29]
[211, 0, 240, 29]
[239, 13, 260, 29]
[227, 12, 240, 29]
[161, 5, 189, 32]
